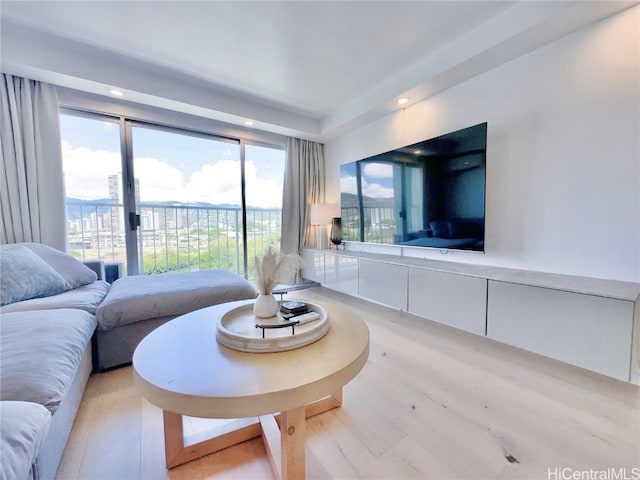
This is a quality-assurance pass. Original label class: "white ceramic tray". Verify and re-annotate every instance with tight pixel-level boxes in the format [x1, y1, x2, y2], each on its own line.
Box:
[216, 301, 329, 353]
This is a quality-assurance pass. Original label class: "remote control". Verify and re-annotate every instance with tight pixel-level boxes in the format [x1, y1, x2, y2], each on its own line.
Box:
[294, 311, 321, 325]
[279, 308, 312, 320]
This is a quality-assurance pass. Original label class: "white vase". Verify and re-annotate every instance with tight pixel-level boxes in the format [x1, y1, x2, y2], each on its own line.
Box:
[254, 293, 279, 318]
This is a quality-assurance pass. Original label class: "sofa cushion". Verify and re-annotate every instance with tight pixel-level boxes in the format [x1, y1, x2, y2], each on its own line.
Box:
[0, 309, 96, 414]
[0, 245, 71, 306]
[0, 401, 51, 480]
[96, 270, 257, 330]
[22, 242, 98, 288]
[447, 219, 482, 239]
[429, 221, 451, 239]
[0, 280, 110, 315]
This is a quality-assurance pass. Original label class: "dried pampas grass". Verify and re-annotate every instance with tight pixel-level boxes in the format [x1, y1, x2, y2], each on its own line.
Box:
[254, 246, 303, 294]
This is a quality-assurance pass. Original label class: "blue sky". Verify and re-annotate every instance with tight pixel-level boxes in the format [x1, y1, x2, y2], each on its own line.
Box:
[60, 114, 285, 208]
[340, 160, 394, 198]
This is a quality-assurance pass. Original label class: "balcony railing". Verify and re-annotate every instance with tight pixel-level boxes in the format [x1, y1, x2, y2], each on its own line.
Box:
[340, 206, 398, 244]
[66, 201, 281, 278]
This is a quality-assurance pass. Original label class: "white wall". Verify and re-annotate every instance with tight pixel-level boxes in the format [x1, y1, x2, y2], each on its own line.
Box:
[325, 6, 639, 283]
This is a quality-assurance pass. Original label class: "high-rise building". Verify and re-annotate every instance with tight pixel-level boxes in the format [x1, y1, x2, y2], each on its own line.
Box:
[107, 175, 141, 233]
[108, 174, 122, 232]
[134, 178, 140, 207]
[108, 174, 120, 203]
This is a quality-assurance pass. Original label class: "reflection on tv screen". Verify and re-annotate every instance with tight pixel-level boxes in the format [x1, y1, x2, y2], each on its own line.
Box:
[340, 122, 487, 252]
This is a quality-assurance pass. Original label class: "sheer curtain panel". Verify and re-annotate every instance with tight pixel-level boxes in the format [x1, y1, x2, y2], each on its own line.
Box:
[281, 137, 325, 254]
[0, 74, 66, 250]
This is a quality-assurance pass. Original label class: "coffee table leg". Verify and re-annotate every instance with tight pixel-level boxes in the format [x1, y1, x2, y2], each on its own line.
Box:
[163, 410, 185, 468]
[260, 404, 306, 480]
[162, 389, 342, 474]
[163, 411, 262, 468]
[281, 405, 305, 479]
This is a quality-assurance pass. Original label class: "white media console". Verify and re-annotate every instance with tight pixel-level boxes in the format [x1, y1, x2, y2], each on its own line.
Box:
[301, 248, 640, 384]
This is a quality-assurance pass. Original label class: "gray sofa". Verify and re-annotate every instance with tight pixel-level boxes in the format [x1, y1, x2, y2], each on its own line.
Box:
[0, 242, 257, 479]
[0, 243, 107, 480]
[94, 269, 257, 370]
[401, 218, 484, 250]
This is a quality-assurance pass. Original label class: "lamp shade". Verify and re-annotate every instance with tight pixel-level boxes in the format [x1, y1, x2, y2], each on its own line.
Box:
[310, 203, 339, 225]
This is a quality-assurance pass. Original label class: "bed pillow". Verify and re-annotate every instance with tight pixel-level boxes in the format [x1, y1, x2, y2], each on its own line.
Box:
[23, 242, 97, 288]
[0, 246, 71, 306]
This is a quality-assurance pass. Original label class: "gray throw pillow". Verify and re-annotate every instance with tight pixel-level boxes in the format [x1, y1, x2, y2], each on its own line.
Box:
[23, 242, 97, 288]
[0, 401, 51, 480]
[0, 245, 71, 306]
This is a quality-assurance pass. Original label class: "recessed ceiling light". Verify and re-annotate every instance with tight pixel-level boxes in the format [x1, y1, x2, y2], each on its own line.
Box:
[244, 120, 254, 126]
[397, 97, 409, 105]
[109, 89, 124, 97]
[414, 149, 422, 155]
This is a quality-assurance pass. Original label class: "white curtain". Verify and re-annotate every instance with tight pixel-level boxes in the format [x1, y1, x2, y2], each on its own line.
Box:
[0, 74, 66, 250]
[281, 137, 325, 254]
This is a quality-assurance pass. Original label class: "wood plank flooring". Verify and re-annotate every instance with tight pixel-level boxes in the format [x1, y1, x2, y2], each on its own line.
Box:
[56, 287, 640, 479]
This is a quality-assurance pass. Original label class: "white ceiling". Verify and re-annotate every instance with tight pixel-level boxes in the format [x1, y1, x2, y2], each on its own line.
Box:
[0, 1, 636, 141]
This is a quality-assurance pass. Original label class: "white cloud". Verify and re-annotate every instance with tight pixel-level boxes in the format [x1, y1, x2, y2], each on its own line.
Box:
[61, 141, 120, 199]
[244, 162, 282, 209]
[363, 162, 393, 179]
[362, 180, 394, 199]
[186, 160, 241, 205]
[135, 156, 185, 202]
[340, 175, 358, 195]
[62, 143, 282, 208]
[339, 173, 393, 199]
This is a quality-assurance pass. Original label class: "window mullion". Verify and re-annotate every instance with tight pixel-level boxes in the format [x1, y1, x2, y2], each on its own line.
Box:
[121, 119, 139, 275]
[240, 140, 249, 278]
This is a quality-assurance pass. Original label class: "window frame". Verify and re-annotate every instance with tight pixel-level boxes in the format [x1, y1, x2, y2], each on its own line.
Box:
[60, 105, 285, 277]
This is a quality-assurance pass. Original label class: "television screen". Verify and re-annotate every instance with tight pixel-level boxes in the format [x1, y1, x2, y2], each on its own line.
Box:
[340, 122, 487, 252]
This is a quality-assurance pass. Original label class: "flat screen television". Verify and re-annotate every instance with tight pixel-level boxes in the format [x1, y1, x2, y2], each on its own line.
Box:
[340, 122, 487, 252]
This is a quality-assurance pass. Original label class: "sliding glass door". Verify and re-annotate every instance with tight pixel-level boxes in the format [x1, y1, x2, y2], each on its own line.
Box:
[244, 144, 285, 281]
[60, 113, 128, 269]
[130, 124, 243, 275]
[60, 111, 285, 278]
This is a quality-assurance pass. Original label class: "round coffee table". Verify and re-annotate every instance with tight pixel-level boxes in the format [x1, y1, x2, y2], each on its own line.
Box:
[133, 298, 369, 479]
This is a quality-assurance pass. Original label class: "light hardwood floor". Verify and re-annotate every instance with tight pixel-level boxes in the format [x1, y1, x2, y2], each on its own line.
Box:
[57, 287, 640, 480]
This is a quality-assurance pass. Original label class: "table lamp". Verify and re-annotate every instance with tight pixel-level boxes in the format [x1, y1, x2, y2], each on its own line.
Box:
[330, 217, 342, 247]
[310, 203, 338, 249]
